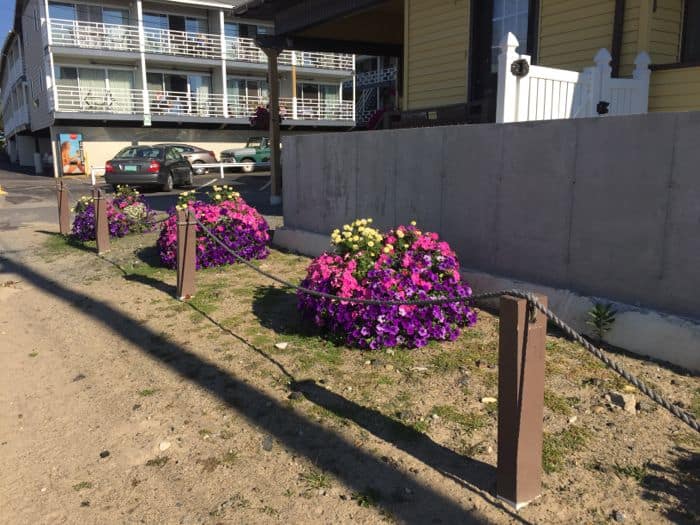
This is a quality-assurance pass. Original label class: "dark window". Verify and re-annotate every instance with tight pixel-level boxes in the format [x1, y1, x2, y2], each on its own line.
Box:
[116, 147, 163, 159]
[682, 0, 700, 63]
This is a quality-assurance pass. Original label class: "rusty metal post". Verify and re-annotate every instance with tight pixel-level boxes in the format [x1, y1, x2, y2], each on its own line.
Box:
[56, 179, 70, 235]
[176, 208, 196, 300]
[497, 294, 547, 510]
[93, 188, 110, 254]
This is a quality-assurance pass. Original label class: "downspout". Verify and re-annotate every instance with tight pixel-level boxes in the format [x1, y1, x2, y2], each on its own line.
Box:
[611, 0, 626, 77]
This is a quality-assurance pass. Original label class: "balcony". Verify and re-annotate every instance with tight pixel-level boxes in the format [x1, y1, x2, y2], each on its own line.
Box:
[225, 37, 353, 71]
[55, 86, 144, 114]
[50, 19, 140, 53]
[149, 91, 225, 117]
[143, 27, 221, 60]
[281, 98, 354, 121]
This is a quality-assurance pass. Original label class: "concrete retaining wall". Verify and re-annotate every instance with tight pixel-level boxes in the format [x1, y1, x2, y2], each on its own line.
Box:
[280, 112, 700, 369]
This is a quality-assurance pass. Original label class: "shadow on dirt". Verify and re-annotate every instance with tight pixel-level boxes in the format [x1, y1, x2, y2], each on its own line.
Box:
[0, 255, 528, 525]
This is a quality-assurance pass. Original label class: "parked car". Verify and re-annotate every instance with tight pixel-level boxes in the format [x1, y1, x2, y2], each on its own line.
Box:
[105, 145, 193, 192]
[153, 143, 217, 175]
[220, 137, 270, 173]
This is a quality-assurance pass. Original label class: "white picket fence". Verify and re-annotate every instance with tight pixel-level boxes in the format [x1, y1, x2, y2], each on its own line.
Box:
[496, 33, 651, 123]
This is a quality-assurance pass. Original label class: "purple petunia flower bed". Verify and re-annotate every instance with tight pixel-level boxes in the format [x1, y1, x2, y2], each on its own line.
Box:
[157, 188, 270, 269]
[297, 219, 477, 350]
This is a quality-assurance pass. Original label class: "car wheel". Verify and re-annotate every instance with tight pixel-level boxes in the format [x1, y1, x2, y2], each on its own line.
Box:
[193, 160, 206, 175]
[162, 173, 174, 192]
[241, 158, 255, 173]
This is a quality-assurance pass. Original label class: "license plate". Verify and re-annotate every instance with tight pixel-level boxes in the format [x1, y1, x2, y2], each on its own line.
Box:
[124, 165, 137, 172]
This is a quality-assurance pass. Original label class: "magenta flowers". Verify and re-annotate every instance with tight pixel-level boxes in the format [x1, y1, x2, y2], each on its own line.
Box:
[298, 220, 477, 350]
[157, 197, 270, 269]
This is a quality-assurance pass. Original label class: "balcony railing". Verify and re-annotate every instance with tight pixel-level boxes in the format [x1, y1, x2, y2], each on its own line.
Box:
[52, 86, 353, 122]
[149, 90, 225, 117]
[144, 27, 221, 60]
[50, 19, 140, 52]
[281, 98, 354, 120]
[47, 18, 353, 71]
[55, 86, 144, 114]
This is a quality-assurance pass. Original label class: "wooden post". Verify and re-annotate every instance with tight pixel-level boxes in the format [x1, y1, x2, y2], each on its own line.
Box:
[263, 47, 282, 205]
[93, 188, 109, 254]
[56, 179, 70, 235]
[497, 294, 547, 510]
[176, 208, 196, 300]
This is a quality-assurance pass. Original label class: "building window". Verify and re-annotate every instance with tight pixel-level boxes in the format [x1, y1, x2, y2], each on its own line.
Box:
[682, 0, 700, 63]
[491, 0, 530, 71]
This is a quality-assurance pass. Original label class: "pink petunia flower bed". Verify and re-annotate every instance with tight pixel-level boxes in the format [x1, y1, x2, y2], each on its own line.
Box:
[157, 190, 270, 269]
[297, 219, 477, 350]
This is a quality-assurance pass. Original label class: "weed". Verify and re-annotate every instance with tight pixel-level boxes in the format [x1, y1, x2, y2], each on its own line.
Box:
[222, 450, 238, 465]
[612, 462, 649, 482]
[458, 440, 486, 457]
[199, 429, 213, 438]
[219, 429, 234, 440]
[351, 487, 381, 508]
[28, 352, 38, 357]
[542, 426, 590, 473]
[431, 405, 487, 434]
[691, 388, 700, 420]
[300, 468, 331, 490]
[376, 375, 394, 386]
[586, 303, 617, 342]
[72, 481, 92, 491]
[544, 391, 579, 416]
[145, 456, 169, 467]
[260, 505, 279, 516]
[138, 388, 157, 397]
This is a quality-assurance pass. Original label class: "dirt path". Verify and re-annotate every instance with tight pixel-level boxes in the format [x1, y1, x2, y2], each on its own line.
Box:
[0, 225, 698, 525]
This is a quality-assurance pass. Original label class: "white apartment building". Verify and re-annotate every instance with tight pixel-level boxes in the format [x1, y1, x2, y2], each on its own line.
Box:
[1, 0, 355, 175]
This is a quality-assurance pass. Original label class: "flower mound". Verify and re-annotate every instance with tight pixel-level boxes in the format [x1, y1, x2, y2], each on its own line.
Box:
[157, 197, 270, 269]
[71, 187, 156, 242]
[298, 220, 477, 350]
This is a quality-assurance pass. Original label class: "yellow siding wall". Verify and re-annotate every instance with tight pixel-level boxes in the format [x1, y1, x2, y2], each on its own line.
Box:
[538, 0, 616, 71]
[648, 0, 683, 64]
[620, 0, 641, 76]
[649, 67, 700, 112]
[404, 0, 469, 110]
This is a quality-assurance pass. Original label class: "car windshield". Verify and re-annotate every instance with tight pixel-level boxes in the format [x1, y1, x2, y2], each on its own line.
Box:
[246, 138, 263, 148]
[115, 147, 164, 159]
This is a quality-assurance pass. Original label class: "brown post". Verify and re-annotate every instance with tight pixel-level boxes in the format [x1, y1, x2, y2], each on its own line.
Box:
[93, 188, 110, 254]
[263, 47, 282, 205]
[497, 294, 547, 510]
[56, 179, 70, 235]
[176, 208, 196, 300]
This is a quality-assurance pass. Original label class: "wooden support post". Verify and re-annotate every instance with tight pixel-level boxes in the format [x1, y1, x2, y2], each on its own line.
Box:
[497, 294, 547, 510]
[263, 47, 282, 205]
[56, 179, 70, 235]
[176, 208, 196, 300]
[93, 188, 109, 254]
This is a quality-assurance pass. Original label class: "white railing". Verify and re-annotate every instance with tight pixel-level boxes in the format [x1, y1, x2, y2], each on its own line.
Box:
[355, 66, 398, 88]
[3, 104, 30, 134]
[496, 33, 651, 123]
[55, 86, 144, 114]
[144, 27, 221, 59]
[149, 90, 225, 117]
[225, 37, 353, 71]
[282, 97, 354, 121]
[49, 18, 140, 52]
[227, 95, 267, 119]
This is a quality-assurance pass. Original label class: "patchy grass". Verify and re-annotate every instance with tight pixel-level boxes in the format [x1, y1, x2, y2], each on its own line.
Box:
[145, 456, 169, 467]
[542, 426, 590, 474]
[28, 352, 38, 358]
[544, 391, 579, 416]
[221, 451, 238, 466]
[299, 468, 331, 490]
[138, 388, 157, 397]
[691, 388, 700, 420]
[612, 462, 649, 482]
[351, 487, 381, 508]
[72, 481, 92, 491]
[431, 405, 487, 434]
[39, 233, 92, 261]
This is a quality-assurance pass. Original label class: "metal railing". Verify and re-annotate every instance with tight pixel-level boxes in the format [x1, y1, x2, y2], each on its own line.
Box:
[49, 18, 140, 52]
[227, 95, 267, 119]
[355, 66, 397, 87]
[225, 37, 353, 71]
[144, 27, 221, 59]
[55, 86, 144, 114]
[282, 97, 354, 120]
[224, 36, 267, 63]
[149, 90, 225, 117]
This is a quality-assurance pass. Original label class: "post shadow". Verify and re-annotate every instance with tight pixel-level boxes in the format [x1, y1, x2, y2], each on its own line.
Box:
[0, 255, 530, 524]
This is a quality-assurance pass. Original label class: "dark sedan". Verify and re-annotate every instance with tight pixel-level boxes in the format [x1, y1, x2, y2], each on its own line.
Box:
[105, 145, 193, 192]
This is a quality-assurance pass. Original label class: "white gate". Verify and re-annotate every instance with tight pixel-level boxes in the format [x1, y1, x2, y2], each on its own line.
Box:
[496, 33, 651, 123]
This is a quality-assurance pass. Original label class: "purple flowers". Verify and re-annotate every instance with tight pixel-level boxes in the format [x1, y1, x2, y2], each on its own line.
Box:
[157, 197, 270, 269]
[298, 222, 477, 350]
